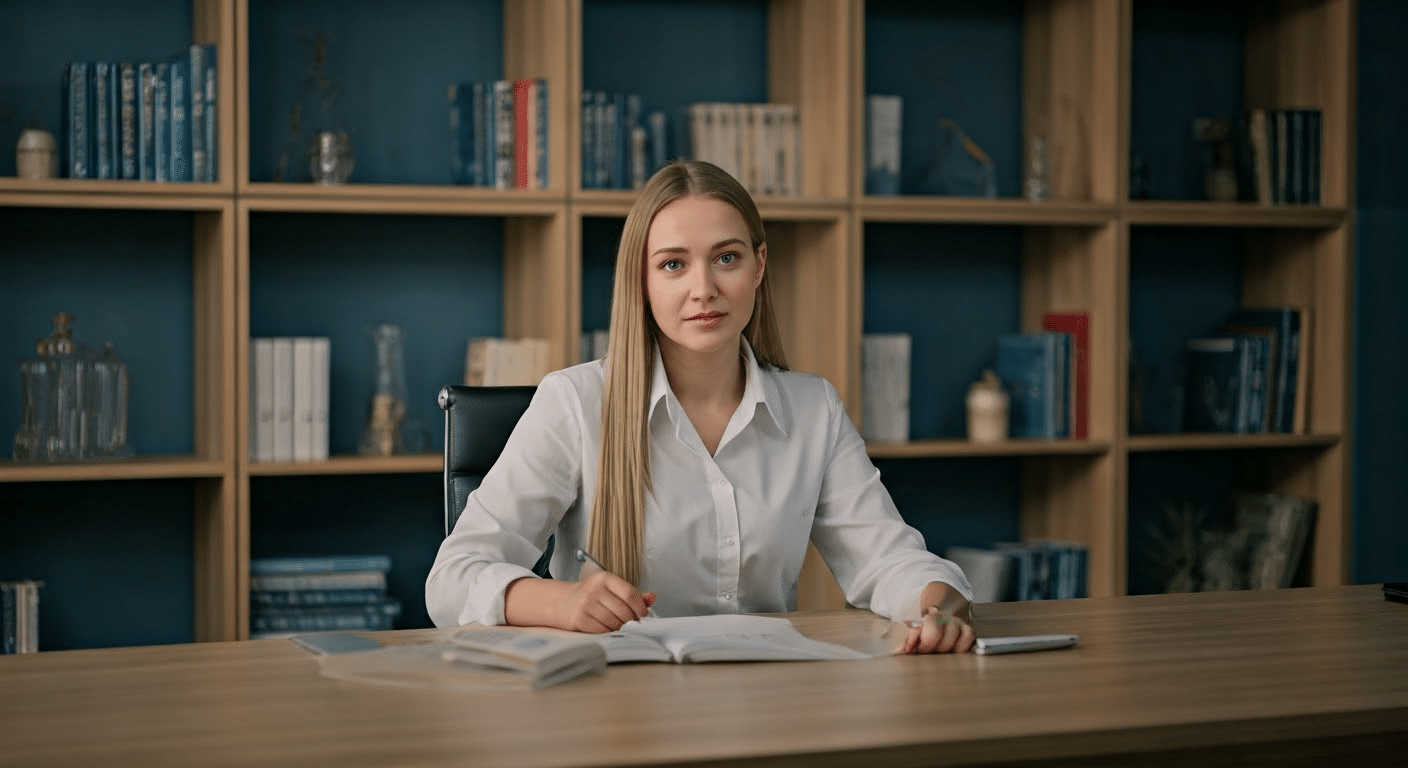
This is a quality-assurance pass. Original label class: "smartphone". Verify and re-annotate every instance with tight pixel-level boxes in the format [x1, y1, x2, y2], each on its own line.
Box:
[1384, 582, 1408, 605]
[973, 633, 1079, 655]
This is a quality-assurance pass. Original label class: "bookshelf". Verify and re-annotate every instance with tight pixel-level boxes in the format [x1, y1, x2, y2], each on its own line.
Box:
[0, 0, 1355, 646]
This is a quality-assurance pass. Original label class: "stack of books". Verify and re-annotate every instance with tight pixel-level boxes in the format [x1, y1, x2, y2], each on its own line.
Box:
[449, 77, 548, 189]
[1184, 307, 1307, 434]
[996, 331, 1072, 440]
[248, 337, 330, 462]
[249, 554, 401, 639]
[62, 44, 218, 182]
[580, 90, 668, 190]
[684, 101, 801, 196]
[946, 540, 1089, 603]
[464, 336, 553, 386]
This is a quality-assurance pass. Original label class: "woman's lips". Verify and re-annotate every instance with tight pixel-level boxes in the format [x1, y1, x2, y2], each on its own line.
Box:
[688, 312, 726, 329]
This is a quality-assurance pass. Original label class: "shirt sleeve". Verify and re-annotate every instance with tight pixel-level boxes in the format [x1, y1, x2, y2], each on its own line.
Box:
[807, 380, 974, 623]
[424, 372, 585, 627]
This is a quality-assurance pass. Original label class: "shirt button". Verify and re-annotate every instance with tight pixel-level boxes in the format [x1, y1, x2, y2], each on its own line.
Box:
[722, 593, 733, 601]
[724, 537, 735, 546]
[716, 479, 727, 487]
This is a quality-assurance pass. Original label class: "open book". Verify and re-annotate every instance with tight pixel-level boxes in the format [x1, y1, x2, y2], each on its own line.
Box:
[450, 614, 869, 672]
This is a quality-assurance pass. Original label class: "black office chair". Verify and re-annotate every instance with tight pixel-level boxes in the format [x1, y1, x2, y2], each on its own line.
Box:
[438, 384, 553, 578]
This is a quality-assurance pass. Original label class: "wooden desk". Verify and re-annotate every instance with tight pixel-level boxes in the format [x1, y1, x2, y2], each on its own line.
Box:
[2, 585, 1405, 767]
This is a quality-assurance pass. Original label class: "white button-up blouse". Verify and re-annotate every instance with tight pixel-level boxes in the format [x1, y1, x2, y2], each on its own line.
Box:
[425, 340, 973, 628]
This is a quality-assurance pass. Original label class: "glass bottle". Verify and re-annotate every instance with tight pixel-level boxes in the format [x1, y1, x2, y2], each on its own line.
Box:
[14, 312, 99, 462]
[360, 324, 408, 456]
[92, 342, 129, 457]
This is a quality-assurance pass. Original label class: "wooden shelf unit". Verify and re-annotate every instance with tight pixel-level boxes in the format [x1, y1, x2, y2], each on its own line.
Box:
[0, 0, 1355, 642]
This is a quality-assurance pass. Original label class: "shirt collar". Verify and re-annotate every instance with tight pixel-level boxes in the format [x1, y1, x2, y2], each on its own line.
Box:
[647, 337, 790, 439]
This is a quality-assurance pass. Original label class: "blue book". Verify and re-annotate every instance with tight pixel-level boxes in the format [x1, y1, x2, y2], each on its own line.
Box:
[580, 89, 595, 189]
[117, 62, 138, 179]
[1226, 307, 1300, 433]
[1184, 337, 1240, 432]
[138, 62, 156, 180]
[249, 554, 393, 575]
[185, 44, 215, 182]
[996, 332, 1065, 439]
[251, 588, 388, 607]
[63, 61, 92, 179]
[153, 61, 170, 182]
[473, 80, 490, 186]
[648, 110, 668, 178]
[168, 59, 191, 182]
[535, 78, 549, 190]
[1234, 333, 1271, 433]
[92, 62, 115, 179]
[202, 48, 218, 182]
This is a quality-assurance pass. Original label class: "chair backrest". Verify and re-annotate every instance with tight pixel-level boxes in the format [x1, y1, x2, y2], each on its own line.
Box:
[437, 384, 552, 577]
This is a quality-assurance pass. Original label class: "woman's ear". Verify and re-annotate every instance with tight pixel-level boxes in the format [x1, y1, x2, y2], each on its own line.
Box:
[754, 243, 767, 287]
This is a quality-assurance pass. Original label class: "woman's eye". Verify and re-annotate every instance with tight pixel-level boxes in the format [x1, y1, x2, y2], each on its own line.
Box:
[716, 252, 739, 265]
[662, 259, 683, 272]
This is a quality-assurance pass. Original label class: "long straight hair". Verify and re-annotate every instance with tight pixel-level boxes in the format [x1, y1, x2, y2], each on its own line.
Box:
[587, 161, 788, 585]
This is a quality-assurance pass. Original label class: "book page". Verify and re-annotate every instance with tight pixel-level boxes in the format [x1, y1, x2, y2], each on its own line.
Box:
[618, 615, 872, 663]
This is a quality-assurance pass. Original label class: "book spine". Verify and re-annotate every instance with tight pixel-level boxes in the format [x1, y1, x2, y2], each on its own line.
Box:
[138, 62, 156, 180]
[253, 337, 275, 461]
[118, 62, 137, 179]
[535, 78, 549, 190]
[250, 553, 393, 574]
[203, 49, 218, 181]
[513, 78, 532, 189]
[250, 587, 386, 606]
[292, 337, 316, 462]
[271, 337, 294, 461]
[92, 62, 114, 179]
[472, 80, 489, 186]
[865, 94, 902, 195]
[168, 59, 191, 182]
[248, 570, 387, 592]
[1, 584, 15, 654]
[188, 44, 208, 182]
[580, 89, 595, 189]
[153, 61, 170, 182]
[64, 62, 92, 179]
[493, 79, 514, 189]
[312, 337, 330, 460]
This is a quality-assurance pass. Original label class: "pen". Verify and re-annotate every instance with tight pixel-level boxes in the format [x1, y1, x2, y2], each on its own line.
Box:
[575, 548, 658, 619]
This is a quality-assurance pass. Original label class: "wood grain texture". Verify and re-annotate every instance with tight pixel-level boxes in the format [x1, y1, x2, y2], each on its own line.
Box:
[2, 586, 1403, 767]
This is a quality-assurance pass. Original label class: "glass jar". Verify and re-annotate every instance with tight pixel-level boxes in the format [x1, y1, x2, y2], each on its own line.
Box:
[308, 130, 355, 184]
[360, 324, 409, 456]
[92, 342, 130, 457]
[14, 312, 101, 461]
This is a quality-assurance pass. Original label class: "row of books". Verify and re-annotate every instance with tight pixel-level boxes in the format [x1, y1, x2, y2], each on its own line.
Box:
[1246, 107, 1321, 205]
[1184, 307, 1307, 434]
[62, 44, 218, 182]
[685, 101, 802, 197]
[249, 554, 401, 638]
[994, 312, 1092, 441]
[946, 540, 1089, 603]
[464, 336, 553, 387]
[580, 90, 668, 191]
[449, 77, 548, 189]
[249, 337, 330, 463]
[2, 580, 43, 654]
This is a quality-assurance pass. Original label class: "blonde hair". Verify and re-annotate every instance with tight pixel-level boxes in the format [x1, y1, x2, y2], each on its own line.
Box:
[587, 160, 788, 585]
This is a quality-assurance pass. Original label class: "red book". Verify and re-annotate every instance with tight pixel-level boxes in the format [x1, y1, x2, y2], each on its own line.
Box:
[1041, 310, 1090, 440]
[513, 78, 533, 189]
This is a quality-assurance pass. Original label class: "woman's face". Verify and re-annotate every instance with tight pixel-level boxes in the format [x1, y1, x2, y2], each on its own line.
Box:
[643, 195, 766, 361]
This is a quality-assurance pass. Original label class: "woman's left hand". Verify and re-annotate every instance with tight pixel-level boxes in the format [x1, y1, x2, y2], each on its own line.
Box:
[897, 606, 975, 654]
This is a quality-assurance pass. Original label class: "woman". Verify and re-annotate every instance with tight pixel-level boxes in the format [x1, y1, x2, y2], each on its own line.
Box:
[427, 160, 974, 653]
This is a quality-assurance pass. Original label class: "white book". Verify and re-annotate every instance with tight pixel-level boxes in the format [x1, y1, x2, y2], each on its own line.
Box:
[271, 337, 295, 462]
[252, 338, 276, 462]
[861, 333, 910, 442]
[312, 337, 330, 460]
[292, 337, 317, 462]
[945, 546, 1013, 603]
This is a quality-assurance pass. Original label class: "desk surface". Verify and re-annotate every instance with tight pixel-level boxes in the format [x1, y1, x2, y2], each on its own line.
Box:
[2, 585, 1406, 767]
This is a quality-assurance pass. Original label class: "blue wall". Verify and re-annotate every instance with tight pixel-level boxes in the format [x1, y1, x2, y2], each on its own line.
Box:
[1351, 0, 1408, 584]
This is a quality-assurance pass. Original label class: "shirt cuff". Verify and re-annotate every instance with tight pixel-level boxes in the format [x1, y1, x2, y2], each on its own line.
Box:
[872, 562, 975, 624]
[464, 561, 540, 626]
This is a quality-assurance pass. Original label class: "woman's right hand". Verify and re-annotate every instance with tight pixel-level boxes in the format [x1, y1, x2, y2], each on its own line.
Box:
[551, 570, 656, 633]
